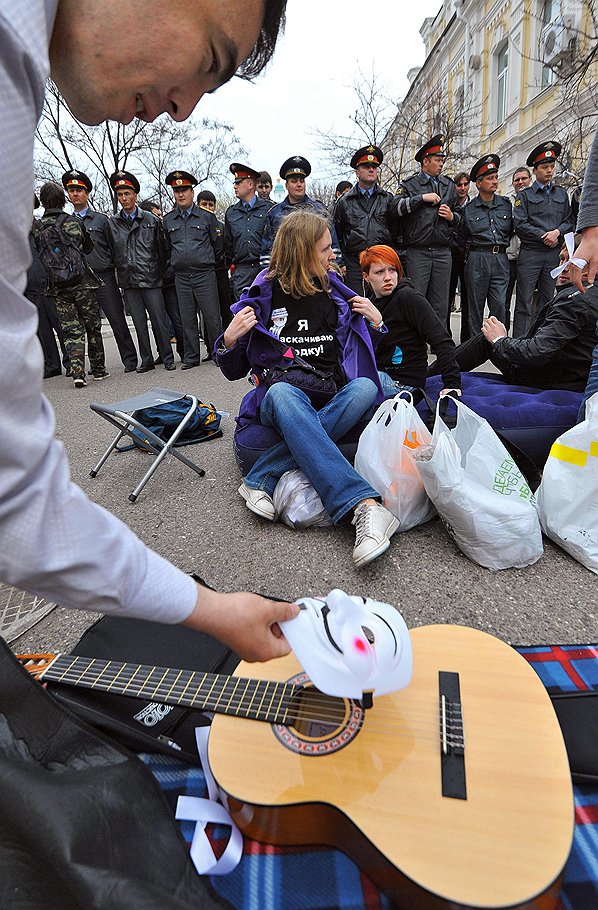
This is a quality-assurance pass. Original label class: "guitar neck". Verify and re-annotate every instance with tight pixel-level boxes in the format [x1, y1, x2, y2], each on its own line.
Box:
[42, 654, 299, 725]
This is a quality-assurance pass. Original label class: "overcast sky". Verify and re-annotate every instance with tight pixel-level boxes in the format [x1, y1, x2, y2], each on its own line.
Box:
[199, 0, 443, 191]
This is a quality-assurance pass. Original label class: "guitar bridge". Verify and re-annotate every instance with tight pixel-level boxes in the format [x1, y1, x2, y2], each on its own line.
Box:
[438, 671, 466, 800]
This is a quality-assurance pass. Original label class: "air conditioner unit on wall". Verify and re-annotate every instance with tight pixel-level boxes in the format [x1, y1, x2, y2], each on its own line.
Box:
[541, 16, 576, 69]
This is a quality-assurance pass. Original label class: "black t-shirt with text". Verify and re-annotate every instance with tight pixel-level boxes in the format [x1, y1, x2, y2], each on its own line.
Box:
[270, 281, 344, 384]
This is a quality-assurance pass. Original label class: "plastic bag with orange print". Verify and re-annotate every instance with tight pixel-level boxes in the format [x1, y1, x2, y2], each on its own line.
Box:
[354, 392, 437, 532]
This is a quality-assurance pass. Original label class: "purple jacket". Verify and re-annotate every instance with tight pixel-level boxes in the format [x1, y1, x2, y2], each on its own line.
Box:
[214, 269, 386, 424]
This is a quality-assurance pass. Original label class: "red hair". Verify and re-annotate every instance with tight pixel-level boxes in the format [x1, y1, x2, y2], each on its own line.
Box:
[359, 245, 404, 277]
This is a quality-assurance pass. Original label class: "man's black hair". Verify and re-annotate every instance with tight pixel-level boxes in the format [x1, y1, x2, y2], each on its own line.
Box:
[258, 171, 272, 184]
[39, 181, 65, 209]
[197, 189, 216, 204]
[335, 180, 352, 195]
[139, 199, 161, 213]
[238, 0, 287, 78]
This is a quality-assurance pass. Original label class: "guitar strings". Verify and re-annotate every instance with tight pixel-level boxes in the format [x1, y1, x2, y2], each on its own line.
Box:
[42, 661, 466, 737]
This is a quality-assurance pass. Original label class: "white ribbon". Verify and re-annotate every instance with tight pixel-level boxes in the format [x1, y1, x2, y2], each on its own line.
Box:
[175, 726, 243, 876]
[550, 232, 587, 278]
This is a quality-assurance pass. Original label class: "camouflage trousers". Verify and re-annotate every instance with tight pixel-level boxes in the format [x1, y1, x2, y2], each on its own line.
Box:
[53, 286, 106, 379]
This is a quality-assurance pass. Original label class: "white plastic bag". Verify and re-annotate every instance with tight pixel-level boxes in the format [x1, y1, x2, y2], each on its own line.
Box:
[354, 393, 436, 532]
[414, 398, 543, 570]
[273, 469, 333, 529]
[537, 392, 598, 574]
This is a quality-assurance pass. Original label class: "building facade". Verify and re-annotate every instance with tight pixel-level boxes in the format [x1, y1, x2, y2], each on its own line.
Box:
[384, 0, 598, 191]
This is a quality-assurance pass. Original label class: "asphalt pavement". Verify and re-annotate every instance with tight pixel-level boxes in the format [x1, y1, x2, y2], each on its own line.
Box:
[12, 317, 598, 657]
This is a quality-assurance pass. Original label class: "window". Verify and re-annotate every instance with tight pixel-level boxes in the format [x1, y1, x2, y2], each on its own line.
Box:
[542, 0, 560, 26]
[496, 43, 509, 125]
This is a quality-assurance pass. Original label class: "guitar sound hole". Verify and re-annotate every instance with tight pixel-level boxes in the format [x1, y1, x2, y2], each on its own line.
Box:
[273, 672, 364, 756]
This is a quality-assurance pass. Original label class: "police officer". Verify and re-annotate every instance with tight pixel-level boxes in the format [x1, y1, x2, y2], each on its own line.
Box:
[163, 170, 224, 368]
[260, 156, 340, 265]
[224, 163, 270, 300]
[108, 170, 175, 373]
[333, 144, 399, 294]
[62, 169, 138, 372]
[460, 155, 513, 335]
[394, 134, 460, 324]
[513, 141, 574, 337]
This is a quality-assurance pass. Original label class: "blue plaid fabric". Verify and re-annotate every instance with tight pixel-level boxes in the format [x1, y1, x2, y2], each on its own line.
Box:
[141, 644, 598, 910]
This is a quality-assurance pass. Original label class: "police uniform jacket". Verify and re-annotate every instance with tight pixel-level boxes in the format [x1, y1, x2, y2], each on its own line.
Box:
[260, 194, 341, 263]
[108, 208, 166, 289]
[333, 183, 399, 260]
[513, 182, 574, 251]
[163, 203, 223, 274]
[394, 172, 460, 247]
[224, 196, 269, 268]
[78, 208, 116, 274]
[459, 194, 513, 249]
[491, 281, 598, 391]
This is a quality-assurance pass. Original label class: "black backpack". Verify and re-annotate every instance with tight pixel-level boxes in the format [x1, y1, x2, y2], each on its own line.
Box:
[35, 213, 87, 288]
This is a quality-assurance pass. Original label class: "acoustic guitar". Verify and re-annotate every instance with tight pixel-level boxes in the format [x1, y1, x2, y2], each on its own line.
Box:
[19, 624, 574, 910]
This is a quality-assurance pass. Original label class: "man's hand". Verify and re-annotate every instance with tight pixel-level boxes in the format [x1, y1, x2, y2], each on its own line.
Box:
[349, 295, 382, 325]
[223, 305, 257, 349]
[572, 226, 598, 292]
[542, 229, 560, 248]
[438, 204, 454, 222]
[183, 584, 300, 662]
[422, 192, 441, 205]
[481, 315, 507, 343]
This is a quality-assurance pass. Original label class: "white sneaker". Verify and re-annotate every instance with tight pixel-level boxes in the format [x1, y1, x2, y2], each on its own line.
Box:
[352, 502, 399, 568]
[239, 482, 276, 521]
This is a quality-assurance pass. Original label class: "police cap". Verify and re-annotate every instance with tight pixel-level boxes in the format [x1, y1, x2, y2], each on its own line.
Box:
[109, 170, 141, 193]
[350, 144, 383, 169]
[469, 154, 500, 183]
[526, 141, 562, 169]
[415, 134, 445, 164]
[165, 170, 198, 189]
[229, 162, 261, 183]
[61, 169, 93, 192]
[280, 156, 311, 180]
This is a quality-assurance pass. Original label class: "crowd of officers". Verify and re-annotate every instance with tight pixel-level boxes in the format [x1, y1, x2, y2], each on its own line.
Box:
[32, 135, 577, 387]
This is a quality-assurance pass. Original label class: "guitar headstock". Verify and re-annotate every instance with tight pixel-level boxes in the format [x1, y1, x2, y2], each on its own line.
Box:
[16, 653, 58, 680]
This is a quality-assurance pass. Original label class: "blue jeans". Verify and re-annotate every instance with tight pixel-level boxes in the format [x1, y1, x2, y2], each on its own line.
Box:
[378, 370, 416, 398]
[244, 378, 380, 524]
[578, 341, 598, 423]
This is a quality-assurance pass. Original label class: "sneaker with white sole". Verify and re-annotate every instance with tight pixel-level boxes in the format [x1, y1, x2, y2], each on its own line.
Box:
[352, 502, 399, 568]
[73, 376, 87, 388]
[238, 482, 276, 521]
[92, 371, 110, 381]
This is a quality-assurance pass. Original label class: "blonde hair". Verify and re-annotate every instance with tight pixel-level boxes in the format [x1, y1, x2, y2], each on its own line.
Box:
[267, 209, 332, 298]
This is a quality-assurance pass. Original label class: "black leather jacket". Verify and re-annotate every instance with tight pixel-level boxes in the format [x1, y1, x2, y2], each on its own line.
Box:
[394, 171, 460, 248]
[333, 183, 399, 261]
[78, 207, 116, 273]
[108, 208, 166, 288]
[493, 282, 598, 390]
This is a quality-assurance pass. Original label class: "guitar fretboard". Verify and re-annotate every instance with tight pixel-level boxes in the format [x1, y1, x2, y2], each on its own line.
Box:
[43, 655, 300, 725]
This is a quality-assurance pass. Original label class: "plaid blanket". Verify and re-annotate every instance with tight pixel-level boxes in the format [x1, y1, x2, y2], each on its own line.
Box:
[142, 644, 598, 910]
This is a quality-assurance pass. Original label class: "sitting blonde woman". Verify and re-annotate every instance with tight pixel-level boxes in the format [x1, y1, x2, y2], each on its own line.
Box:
[214, 209, 399, 568]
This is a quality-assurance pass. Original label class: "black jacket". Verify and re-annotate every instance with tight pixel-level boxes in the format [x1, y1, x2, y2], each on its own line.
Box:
[163, 204, 223, 274]
[394, 171, 460, 248]
[79, 207, 116, 274]
[108, 208, 166, 289]
[374, 278, 461, 389]
[492, 281, 598, 390]
[333, 183, 399, 262]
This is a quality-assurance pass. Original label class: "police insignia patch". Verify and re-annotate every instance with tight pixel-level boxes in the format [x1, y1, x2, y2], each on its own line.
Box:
[514, 199, 522, 207]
